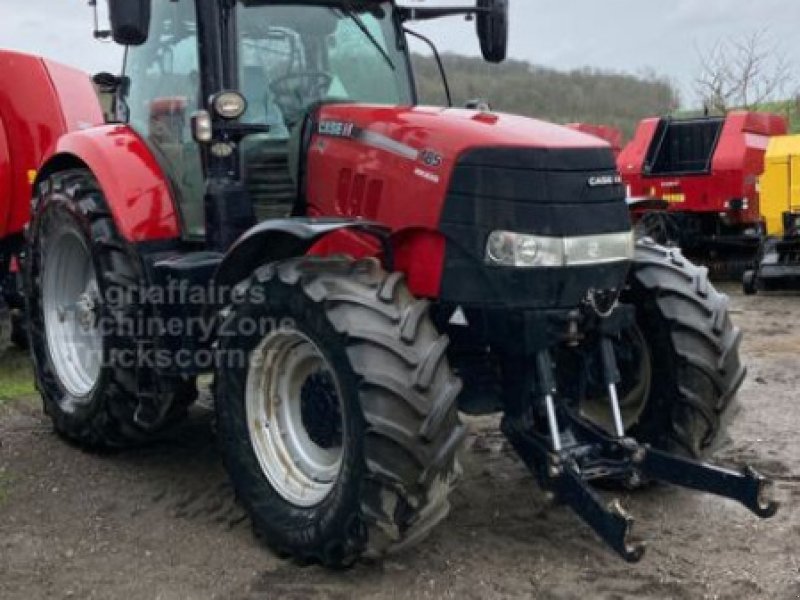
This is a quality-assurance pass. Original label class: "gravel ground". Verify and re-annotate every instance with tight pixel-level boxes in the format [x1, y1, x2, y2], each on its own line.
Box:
[1, 285, 798, 600]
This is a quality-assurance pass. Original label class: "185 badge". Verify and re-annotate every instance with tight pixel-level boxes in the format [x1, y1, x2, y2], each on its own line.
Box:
[420, 149, 443, 168]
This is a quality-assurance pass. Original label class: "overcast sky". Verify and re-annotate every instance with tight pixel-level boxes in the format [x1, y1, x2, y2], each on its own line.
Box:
[1, 0, 798, 107]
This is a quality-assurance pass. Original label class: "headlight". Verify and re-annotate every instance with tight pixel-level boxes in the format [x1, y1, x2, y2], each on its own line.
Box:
[564, 231, 635, 266]
[485, 231, 516, 265]
[486, 231, 563, 267]
[485, 231, 634, 267]
[211, 91, 247, 120]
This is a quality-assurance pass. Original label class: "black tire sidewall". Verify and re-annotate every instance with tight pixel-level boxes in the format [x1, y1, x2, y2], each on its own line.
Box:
[624, 242, 741, 457]
[625, 291, 683, 449]
[0, 294, 11, 356]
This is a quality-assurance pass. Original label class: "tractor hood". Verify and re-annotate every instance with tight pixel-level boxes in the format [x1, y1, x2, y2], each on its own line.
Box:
[306, 103, 625, 233]
[312, 104, 610, 164]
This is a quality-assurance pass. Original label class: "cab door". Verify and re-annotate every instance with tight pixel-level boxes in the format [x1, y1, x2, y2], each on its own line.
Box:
[122, 0, 206, 239]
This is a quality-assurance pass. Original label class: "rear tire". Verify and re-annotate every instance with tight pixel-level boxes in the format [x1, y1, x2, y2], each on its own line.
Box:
[625, 239, 745, 458]
[4, 271, 28, 349]
[0, 295, 11, 356]
[26, 169, 194, 448]
[216, 257, 465, 567]
[742, 269, 758, 295]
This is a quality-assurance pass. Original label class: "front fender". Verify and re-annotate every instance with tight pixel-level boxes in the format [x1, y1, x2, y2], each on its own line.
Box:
[38, 125, 181, 242]
[214, 218, 390, 289]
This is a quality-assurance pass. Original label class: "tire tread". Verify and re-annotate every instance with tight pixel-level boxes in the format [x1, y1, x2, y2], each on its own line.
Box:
[630, 239, 744, 457]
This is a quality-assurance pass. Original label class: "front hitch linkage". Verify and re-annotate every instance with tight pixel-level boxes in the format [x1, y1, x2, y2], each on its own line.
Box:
[503, 348, 779, 563]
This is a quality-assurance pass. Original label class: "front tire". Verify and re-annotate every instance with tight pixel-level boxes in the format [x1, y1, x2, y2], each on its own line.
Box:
[625, 239, 745, 458]
[216, 257, 465, 567]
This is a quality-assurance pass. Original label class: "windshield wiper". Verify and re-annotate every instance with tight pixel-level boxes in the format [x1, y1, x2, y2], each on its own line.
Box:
[333, 5, 395, 71]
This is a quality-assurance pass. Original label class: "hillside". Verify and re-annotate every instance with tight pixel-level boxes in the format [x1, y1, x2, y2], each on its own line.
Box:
[678, 99, 800, 134]
[758, 100, 800, 133]
[412, 53, 679, 138]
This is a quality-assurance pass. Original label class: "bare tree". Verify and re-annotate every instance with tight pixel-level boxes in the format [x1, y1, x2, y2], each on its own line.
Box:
[695, 30, 793, 112]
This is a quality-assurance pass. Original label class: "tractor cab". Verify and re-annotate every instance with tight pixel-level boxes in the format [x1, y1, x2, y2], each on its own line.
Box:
[104, 0, 505, 247]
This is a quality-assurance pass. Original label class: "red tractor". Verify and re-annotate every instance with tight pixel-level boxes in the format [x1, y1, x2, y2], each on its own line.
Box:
[619, 112, 787, 276]
[6, 0, 777, 566]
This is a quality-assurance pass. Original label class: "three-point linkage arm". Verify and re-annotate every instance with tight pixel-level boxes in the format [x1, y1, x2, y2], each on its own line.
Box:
[503, 381, 779, 564]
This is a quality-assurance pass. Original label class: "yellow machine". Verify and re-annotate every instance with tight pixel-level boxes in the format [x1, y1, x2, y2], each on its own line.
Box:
[743, 135, 800, 293]
[760, 135, 800, 235]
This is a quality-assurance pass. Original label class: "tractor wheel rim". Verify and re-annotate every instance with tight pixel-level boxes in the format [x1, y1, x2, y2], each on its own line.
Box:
[246, 329, 344, 507]
[42, 228, 103, 401]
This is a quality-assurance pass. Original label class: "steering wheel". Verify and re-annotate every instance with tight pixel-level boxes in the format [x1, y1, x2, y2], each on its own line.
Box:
[270, 71, 333, 125]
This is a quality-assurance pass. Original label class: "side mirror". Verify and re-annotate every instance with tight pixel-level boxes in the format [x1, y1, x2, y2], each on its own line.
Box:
[465, 98, 492, 112]
[107, 0, 151, 46]
[92, 71, 123, 93]
[92, 72, 128, 123]
[477, 0, 508, 64]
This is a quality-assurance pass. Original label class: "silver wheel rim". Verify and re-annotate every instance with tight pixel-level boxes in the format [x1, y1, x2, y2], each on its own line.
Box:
[246, 329, 345, 507]
[42, 227, 103, 402]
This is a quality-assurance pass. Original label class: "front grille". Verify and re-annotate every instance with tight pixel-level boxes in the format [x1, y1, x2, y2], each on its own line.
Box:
[437, 146, 631, 309]
[441, 147, 630, 249]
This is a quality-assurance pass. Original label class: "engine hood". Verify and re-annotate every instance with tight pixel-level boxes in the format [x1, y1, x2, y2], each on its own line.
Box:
[314, 104, 611, 163]
[306, 103, 624, 235]
[304, 104, 628, 301]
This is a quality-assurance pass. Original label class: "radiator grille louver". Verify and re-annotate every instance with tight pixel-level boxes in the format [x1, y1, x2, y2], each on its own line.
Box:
[243, 142, 296, 221]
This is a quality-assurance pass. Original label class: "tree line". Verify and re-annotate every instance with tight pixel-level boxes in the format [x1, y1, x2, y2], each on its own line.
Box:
[412, 53, 680, 138]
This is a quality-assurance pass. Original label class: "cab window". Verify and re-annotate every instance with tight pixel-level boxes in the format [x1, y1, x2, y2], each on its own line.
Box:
[236, 2, 413, 133]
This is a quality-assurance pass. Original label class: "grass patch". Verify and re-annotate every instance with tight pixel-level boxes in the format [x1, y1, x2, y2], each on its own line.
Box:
[0, 349, 36, 403]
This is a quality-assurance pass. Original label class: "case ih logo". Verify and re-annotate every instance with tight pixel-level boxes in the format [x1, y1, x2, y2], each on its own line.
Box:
[588, 174, 622, 188]
[318, 120, 355, 137]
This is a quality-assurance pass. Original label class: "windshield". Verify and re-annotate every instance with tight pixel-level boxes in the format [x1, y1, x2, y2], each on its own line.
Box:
[236, 1, 414, 137]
